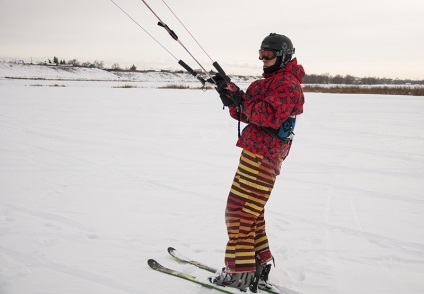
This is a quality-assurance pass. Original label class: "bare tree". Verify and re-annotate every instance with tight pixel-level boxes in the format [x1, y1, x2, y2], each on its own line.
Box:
[93, 60, 104, 69]
[68, 59, 80, 66]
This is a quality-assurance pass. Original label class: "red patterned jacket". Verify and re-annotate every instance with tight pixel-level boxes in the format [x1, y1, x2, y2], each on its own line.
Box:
[229, 58, 305, 160]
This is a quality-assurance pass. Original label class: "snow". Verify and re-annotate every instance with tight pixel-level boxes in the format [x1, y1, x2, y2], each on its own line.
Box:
[0, 63, 255, 89]
[1, 63, 424, 294]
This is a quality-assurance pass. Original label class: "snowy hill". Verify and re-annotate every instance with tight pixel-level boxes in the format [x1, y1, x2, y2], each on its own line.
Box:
[0, 62, 257, 88]
[1, 65, 424, 294]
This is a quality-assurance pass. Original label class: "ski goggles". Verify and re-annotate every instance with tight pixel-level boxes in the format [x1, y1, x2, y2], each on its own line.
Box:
[259, 50, 278, 61]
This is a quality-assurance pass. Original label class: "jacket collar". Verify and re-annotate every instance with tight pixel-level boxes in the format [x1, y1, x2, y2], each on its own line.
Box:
[262, 58, 305, 83]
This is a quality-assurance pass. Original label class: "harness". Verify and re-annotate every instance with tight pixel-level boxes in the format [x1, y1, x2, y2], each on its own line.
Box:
[264, 116, 296, 143]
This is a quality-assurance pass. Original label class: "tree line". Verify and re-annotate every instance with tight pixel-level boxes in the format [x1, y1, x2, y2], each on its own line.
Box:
[41, 57, 423, 85]
[304, 73, 424, 85]
[44, 57, 136, 71]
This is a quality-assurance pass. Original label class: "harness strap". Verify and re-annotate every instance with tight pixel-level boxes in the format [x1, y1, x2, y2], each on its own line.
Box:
[263, 116, 296, 143]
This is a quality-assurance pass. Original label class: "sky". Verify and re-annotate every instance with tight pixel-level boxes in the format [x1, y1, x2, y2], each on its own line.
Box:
[1, 0, 423, 80]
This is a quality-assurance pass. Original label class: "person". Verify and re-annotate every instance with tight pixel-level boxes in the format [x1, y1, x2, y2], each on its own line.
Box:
[208, 33, 305, 292]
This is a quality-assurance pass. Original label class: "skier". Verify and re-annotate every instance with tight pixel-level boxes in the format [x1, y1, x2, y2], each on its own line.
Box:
[209, 33, 305, 292]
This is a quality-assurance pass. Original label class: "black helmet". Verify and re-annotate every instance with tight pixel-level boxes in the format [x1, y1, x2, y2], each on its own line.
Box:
[260, 33, 295, 63]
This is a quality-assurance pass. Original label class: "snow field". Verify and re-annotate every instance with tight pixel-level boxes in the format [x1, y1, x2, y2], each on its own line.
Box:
[1, 80, 424, 294]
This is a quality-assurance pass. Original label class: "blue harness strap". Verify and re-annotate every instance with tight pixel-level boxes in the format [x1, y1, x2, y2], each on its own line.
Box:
[277, 116, 296, 138]
[263, 116, 296, 143]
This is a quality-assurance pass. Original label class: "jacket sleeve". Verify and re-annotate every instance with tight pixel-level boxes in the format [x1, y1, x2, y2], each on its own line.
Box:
[242, 80, 303, 129]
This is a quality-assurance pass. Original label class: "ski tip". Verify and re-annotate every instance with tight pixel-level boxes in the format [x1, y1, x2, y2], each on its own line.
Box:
[167, 247, 176, 254]
[147, 259, 159, 268]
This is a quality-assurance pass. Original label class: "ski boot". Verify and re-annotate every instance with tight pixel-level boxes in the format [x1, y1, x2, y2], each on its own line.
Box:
[249, 251, 275, 293]
[209, 267, 255, 292]
[258, 263, 273, 290]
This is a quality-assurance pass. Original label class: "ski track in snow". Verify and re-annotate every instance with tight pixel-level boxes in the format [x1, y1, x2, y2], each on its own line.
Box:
[1, 71, 424, 294]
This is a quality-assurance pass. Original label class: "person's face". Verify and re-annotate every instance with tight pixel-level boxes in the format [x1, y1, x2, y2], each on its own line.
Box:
[262, 56, 277, 68]
[259, 50, 277, 68]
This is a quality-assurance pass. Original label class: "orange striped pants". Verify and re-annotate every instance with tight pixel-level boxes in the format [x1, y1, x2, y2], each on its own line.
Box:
[225, 150, 282, 273]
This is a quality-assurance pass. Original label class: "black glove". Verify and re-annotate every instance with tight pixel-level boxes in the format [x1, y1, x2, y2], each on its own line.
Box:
[207, 74, 244, 107]
[228, 85, 244, 107]
[217, 80, 244, 107]
[215, 79, 235, 106]
[206, 74, 233, 106]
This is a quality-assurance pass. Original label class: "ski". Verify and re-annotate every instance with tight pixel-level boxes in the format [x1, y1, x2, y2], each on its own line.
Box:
[168, 246, 218, 273]
[167, 247, 300, 294]
[147, 259, 240, 294]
